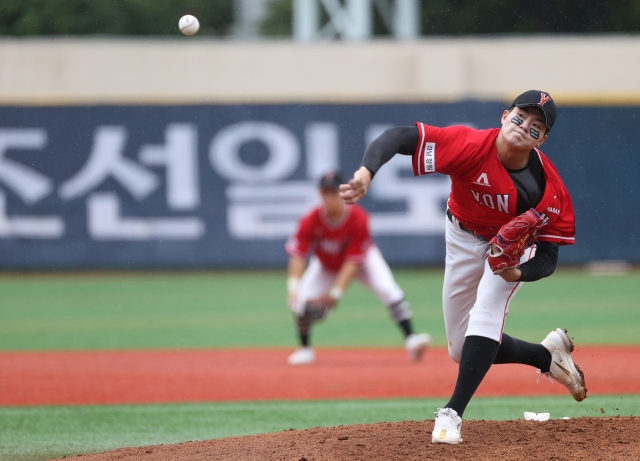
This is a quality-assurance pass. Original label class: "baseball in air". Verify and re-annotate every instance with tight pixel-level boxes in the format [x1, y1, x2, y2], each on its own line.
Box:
[179, 15, 200, 35]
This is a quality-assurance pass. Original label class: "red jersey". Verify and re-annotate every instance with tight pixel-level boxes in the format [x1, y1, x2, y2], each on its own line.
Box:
[285, 204, 373, 272]
[412, 123, 575, 245]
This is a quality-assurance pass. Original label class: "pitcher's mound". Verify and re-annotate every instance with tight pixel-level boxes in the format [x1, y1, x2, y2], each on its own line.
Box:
[59, 417, 639, 461]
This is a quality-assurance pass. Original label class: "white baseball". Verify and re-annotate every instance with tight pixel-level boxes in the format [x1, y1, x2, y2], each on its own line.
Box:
[179, 15, 200, 36]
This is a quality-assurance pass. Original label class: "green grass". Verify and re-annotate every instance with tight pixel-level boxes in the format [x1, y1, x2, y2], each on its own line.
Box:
[0, 269, 638, 350]
[0, 270, 640, 350]
[1, 269, 638, 460]
[1, 395, 638, 461]
[0, 394, 636, 461]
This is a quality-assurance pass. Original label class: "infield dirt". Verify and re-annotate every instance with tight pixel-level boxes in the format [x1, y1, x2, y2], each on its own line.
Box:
[8, 347, 639, 460]
[3, 346, 639, 405]
[55, 417, 639, 461]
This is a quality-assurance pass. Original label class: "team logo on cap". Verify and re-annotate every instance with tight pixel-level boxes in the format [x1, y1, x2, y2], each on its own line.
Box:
[539, 93, 552, 106]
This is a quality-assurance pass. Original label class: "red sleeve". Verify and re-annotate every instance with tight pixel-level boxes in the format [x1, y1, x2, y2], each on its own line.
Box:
[285, 212, 315, 257]
[538, 185, 576, 246]
[412, 123, 492, 177]
[344, 207, 372, 264]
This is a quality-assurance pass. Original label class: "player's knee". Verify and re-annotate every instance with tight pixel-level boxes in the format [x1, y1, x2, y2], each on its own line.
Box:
[387, 299, 412, 322]
[448, 345, 462, 363]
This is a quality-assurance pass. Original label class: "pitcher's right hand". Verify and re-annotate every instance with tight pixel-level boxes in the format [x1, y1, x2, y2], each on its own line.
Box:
[339, 166, 372, 204]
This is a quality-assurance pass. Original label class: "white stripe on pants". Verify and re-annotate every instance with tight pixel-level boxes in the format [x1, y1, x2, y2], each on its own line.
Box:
[443, 213, 535, 363]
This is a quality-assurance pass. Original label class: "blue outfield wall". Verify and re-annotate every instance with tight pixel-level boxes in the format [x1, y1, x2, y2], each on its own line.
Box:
[0, 102, 637, 269]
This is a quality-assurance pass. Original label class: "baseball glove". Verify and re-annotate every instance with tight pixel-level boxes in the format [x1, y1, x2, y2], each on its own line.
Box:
[302, 292, 339, 320]
[486, 209, 544, 274]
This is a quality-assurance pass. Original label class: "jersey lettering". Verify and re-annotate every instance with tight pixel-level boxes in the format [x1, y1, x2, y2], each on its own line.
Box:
[482, 194, 495, 209]
[546, 206, 560, 215]
[319, 238, 343, 255]
[473, 173, 490, 186]
[539, 212, 550, 226]
[424, 143, 435, 172]
[472, 190, 509, 214]
[496, 195, 509, 214]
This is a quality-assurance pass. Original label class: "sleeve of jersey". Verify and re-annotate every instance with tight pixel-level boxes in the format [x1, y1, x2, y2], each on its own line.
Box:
[344, 212, 371, 264]
[412, 123, 473, 176]
[537, 189, 576, 246]
[285, 215, 313, 257]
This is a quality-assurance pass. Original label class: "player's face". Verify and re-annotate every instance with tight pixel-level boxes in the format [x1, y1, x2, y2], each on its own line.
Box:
[500, 106, 548, 149]
[320, 188, 344, 213]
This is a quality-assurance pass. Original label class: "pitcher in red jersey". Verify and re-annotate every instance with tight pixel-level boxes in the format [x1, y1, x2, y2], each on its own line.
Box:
[340, 91, 586, 444]
[285, 171, 431, 366]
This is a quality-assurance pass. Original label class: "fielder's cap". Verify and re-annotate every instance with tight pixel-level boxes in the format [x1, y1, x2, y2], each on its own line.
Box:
[511, 90, 557, 132]
[318, 171, 344, 190]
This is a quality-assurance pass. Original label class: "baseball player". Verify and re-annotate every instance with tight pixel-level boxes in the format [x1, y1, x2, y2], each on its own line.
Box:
[340, 91, 586, 444]
[285, 171, 431, 366]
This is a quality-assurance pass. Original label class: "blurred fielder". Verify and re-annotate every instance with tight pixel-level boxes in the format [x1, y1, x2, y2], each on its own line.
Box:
[341, 91, 586, 444]
[285, 171, 431, 366]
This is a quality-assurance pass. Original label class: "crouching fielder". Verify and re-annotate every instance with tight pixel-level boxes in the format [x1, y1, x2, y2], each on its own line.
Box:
[285, 171, 430, 365]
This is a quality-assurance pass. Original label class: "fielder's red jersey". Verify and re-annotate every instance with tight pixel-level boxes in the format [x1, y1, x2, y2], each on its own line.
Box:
[412, 123, 575, 245]
[285, 204, 373, 272]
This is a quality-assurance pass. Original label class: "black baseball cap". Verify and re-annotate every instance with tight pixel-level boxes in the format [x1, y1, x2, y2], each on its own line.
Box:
[511, 90, 557, 132]
[318, 171, 344, 190]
